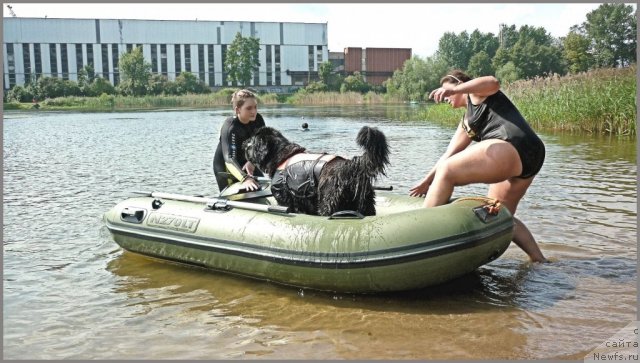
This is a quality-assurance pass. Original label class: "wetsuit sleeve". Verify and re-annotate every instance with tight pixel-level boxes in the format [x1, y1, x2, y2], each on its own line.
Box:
[219, 117, 247, 182]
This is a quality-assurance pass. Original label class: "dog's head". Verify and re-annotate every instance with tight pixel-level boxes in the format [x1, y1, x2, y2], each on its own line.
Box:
[244, 127, 304, 176]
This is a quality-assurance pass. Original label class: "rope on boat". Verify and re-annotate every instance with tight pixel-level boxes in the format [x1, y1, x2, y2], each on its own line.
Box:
[453, 197, 502, 215]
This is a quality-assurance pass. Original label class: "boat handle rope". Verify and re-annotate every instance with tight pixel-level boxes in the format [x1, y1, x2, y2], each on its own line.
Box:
[453, 196, 502, 215]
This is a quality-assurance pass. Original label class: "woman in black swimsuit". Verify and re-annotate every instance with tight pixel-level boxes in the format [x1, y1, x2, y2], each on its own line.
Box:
[409, 70, 547, 262]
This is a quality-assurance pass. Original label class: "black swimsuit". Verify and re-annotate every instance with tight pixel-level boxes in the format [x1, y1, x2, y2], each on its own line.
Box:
[464, 91, 545, 178]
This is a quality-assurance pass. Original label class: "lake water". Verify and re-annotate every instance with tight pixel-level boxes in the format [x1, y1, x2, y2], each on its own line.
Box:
[2, 105, 637, 359]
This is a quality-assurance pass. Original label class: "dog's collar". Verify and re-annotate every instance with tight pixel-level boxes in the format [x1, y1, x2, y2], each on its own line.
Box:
[277, 153, 336, 170]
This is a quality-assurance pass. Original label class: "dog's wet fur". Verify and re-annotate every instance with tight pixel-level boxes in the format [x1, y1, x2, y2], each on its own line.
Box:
[243, 126, 390, 216]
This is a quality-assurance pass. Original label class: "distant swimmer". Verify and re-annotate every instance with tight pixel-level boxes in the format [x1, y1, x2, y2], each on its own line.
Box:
[301, 122, 309, 131]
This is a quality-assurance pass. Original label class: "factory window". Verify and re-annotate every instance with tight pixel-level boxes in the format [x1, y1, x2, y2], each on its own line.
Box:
[126, 44, 133, 53]
[86, 44, 94, 70]
[75, 44, 83, 73]
[274, 45, 280, 86]
[49, 43, 58, 76]
[151, 44, 158, 73]
[207, 45, 214, 87]
[308, 45, 314, 71]
[185, 45, 191, 73]
[23, 43, 32, 84]
[221, 45, 227, 85]
[60, 44, 69, 80]
[34, 43, 42, 80]
[266, 45, 272, 86]
[317, 45, 323, 65]
[101, 44, 109, 79]
[160, 44, 167, 76]
[198, 44, 204, 82]
[111, 44, 119, 85]
[6, 43, 15, 87]
[174, 44, 181, 76]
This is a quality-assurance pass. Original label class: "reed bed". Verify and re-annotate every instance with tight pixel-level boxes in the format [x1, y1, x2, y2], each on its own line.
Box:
[419, 66, 636, 136]
[505, 66, 636, 135]
[287, 91, 404, 105]
[17, 91, 279, 111]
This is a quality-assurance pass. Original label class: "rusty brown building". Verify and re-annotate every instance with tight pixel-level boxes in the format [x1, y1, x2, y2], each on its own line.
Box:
[343, 47, 412, 85]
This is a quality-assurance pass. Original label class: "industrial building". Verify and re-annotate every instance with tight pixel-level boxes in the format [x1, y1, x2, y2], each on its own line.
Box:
[3, 17, 411, 93]
[343, 47, 412, 85]
[2, 17, 328, 92]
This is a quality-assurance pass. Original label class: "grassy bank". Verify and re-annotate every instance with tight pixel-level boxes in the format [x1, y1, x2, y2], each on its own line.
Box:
[3, 91, 280, 112]
[286, 91, 405, 105]
[4, 67, 635, 135]
[419, 66, 637, 136]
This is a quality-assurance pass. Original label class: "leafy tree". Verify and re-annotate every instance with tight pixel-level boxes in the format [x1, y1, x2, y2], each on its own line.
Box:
[563, 30, 594, 73]
[582, 3, 637, 67]
[304, 81, 328, 93]
[386, 55, 448, 101]
[118, 46, 151, 96]
[467, 51, 494, 77]
[175, 71, 209, 94]
[495, 61, 521, 84]
[224, 32, 260, 86]
[491, 24, 565, 79]
[89, 77, 115, 96]
[318, 61, 333, 85]
[437, 31, 472, 70]
[147, 74, 169, 95]
[6, 85, 33, 102]
[77, 64, 96, 95]
[497, 24, 519, 49]
[340, 71, 370, 93]
[469, 30, 500, 59]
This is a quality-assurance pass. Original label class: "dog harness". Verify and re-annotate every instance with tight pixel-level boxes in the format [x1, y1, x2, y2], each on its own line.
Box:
[271, 153, 337, 199]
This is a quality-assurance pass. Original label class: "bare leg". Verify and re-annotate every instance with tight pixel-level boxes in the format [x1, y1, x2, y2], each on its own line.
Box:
[489, 177, 547, 262]
[424, 140, 522, 207]
[512, 217, 547, 263]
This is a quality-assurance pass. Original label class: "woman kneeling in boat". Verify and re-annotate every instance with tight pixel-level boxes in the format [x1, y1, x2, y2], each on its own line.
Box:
[409, 70, 548, 263]
[213, 89, 265, 193]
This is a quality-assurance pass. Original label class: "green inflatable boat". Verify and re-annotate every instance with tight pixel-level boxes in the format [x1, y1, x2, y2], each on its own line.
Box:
[104, 182, 513, 293]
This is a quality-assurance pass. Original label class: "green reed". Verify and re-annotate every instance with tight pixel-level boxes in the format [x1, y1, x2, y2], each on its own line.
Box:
[11, 90, 279, 112]
[419, 66, 636, 136]
[506, 66, 636, 135]
[287, 91, 405, 105]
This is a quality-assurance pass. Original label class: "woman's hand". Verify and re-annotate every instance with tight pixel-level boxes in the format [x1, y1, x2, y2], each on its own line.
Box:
[241, 176, 260, 191]
[409, 177, 432, 198]
[428, 85, 456, 103]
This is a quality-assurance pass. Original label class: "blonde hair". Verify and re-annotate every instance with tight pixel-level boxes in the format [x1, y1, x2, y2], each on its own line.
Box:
[231, 89, 257, 110]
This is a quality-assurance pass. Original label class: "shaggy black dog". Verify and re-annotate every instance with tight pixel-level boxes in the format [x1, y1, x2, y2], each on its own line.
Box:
[243, 126, 390, 216]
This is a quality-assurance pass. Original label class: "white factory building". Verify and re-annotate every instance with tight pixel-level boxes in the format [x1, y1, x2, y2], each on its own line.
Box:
[2, 17, 328, 92]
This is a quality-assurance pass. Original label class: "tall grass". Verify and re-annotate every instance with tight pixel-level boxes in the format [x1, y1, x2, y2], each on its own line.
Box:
[418, 66, 636, 136]
[505, 66, 636, 135]
[287, 91, 405, 105]
[19, 90, 279, 111]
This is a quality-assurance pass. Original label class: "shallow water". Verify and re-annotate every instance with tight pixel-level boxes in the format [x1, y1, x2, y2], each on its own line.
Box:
[3, 105, 636, 359]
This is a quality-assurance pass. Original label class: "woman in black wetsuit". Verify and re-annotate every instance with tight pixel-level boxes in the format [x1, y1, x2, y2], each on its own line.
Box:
[409, 70, 547, 263]
[213, 89, 265, 192]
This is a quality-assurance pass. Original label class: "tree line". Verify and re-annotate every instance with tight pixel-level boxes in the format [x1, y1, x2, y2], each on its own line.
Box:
[386, 3, 636, 101]
[4, 3, 636, 104]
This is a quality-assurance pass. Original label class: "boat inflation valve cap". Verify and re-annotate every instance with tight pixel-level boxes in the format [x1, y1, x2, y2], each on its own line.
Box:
[151, 198, 164, 209]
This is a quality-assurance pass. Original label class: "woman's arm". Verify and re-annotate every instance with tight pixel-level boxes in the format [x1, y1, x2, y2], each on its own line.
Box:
[219, 118, 247, 182]
[430, 76, 500, 104]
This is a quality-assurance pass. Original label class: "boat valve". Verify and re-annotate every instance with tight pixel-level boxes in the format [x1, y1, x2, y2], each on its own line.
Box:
[151, 198, 164, 210]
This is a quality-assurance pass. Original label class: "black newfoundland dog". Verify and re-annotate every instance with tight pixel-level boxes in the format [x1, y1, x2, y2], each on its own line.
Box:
[243, 126, 390, 216]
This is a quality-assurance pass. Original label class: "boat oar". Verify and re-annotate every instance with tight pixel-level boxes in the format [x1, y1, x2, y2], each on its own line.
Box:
[373, 185, 393, 191]
[134, 191, 290, 214]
